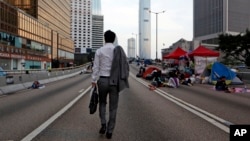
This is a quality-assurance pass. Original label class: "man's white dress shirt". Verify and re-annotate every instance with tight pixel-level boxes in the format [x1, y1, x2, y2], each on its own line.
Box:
[92, 43, 115, 83]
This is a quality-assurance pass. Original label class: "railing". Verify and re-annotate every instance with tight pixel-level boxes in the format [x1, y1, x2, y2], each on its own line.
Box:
[0, 63, 90, 87]
[0, 64, 88, 76]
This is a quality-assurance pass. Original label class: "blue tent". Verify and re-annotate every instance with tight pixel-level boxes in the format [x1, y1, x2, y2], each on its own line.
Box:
[209, 62, 242, 85]
[144, 59, 152, 65]
[0, 67, 6, 76]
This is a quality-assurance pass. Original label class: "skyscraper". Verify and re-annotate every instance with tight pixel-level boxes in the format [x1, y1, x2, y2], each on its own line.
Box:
[127, 38, 136, 58]
[92, 0, 101, 15]
[92, 0, 104, 52]
[139, 0, 151, 59]
[71, 0, 92, 54]
[1, 0, 74, 69]
[194, 0, 250, 45]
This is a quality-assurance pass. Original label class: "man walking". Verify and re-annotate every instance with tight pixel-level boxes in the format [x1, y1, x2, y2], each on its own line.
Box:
[91, 30, 129, 139]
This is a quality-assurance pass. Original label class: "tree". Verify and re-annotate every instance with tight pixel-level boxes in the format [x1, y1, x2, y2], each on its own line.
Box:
[217, 29, 250, 66]
[246, 55, 250, 67]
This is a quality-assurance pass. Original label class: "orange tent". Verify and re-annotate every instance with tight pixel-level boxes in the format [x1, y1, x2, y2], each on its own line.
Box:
[143, 66, 160, 79]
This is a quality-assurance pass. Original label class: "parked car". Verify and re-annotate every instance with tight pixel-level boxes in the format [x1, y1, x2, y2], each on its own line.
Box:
[0, 67, 7, 76]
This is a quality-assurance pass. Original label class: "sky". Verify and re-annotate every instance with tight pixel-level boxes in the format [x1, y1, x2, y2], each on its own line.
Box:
[102, 0, 193, 59]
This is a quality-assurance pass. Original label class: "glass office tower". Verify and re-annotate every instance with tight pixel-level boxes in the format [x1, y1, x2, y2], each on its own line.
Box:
[194, 0, 250, 45]
[92, 0, 101, 15]
[2, 0, 74, 68]
[139, 0, 151, 59]
[127, 38, 136, 58]
[0, 1, 51, 70]
[92, 0, 103, 52]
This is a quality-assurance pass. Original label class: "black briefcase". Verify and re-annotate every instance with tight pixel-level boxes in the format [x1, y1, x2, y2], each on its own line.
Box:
[89, 86, 99, 114]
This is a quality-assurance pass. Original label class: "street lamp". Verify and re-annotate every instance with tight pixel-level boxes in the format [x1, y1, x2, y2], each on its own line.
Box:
[132, 33, 137, 58]
[149, 10, 165, 60]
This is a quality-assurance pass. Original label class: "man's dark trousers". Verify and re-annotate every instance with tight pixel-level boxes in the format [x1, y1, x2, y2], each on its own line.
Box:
[98, 77, 119, 133]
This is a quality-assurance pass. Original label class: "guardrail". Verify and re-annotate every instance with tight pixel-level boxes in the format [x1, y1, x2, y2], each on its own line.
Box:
[236, 72, 250, 84]
[0, 63, 90, 87]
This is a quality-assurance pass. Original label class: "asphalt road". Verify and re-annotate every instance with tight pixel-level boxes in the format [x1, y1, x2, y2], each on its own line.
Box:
[33, 75, 227, 141]
[0, 73, 91, 141]
[0, 64, 249, 141]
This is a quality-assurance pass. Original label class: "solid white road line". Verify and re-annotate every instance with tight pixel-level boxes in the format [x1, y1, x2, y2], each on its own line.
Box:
[79, 89, 85, 93]
[130, 72, 233, 133]
[21, 86, 92, 141]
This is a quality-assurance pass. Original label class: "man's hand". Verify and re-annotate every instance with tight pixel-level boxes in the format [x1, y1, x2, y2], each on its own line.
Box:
[92, 82, 96, 87]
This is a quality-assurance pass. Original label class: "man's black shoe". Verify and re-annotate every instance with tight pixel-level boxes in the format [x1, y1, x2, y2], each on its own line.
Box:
[99, 124, 106, 134]
[106, 132, 112, 139]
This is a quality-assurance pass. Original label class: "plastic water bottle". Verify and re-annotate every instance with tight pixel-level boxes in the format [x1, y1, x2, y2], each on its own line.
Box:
[242, 85, 247, 93]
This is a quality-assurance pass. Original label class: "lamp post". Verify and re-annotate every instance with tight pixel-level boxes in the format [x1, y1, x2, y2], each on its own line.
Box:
[132, 33, 137, 58]
[149, 10, 165, 60]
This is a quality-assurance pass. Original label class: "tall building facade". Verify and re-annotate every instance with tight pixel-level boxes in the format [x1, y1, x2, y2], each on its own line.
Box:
[92, 0, 101, 15]
[139, 0, 151, 59]
[37, 0, 74, 68]
[92, 0, 104, 52]
[194, 0, 250, 45]
[1, 0, 74, 70]
[127, 38, 136, 58]
[71, 0, 92, 54]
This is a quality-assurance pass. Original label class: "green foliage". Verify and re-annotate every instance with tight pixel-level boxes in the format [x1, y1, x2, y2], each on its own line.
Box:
[217, 29, 250, 66]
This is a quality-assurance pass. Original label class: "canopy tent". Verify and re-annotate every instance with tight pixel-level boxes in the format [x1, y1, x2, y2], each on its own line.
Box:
[189, 45, 220, 74]
[189, 45, 220, 57]
[163, 47, 187, 59]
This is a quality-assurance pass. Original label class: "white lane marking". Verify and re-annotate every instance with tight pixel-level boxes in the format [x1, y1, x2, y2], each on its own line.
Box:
[21, 86, 92, 141]
[79, 89, 85, 93]
[130, 72, 232, 133]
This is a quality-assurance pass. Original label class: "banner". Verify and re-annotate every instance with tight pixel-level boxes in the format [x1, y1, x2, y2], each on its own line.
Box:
[194, 56, 217, 74]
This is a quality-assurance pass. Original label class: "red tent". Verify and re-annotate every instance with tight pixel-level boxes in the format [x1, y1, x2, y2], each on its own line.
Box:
[163, 47, 187, 59]
[189, 45, 220, 57]
[143, 66, 160, 79]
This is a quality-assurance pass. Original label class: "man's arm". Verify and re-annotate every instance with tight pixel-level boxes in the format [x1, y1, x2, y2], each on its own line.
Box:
[91, 50, 100, 86]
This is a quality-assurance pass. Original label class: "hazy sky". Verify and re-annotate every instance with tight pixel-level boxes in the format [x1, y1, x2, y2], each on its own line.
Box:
[102, 0, 193, 59]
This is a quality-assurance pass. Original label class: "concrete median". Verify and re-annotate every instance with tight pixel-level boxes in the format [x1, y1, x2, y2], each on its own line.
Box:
[0, 66, 87, 95]
[0, 83, 26, 95]
[0, 71, 82, 95]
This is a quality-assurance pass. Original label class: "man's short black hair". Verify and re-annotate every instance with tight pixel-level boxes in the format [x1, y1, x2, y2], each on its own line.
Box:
[104, 30, 116, 43]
